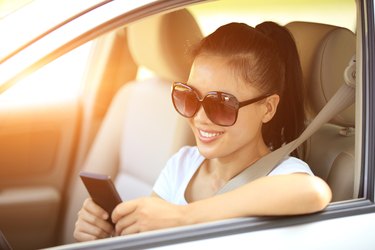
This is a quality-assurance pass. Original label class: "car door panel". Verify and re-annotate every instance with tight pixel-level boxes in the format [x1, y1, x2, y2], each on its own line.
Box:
[0, 186, 60, 250]
[0, 102, 80, 249]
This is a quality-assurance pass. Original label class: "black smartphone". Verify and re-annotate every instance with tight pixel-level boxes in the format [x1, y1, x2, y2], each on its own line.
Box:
[79, 171, 122, 225]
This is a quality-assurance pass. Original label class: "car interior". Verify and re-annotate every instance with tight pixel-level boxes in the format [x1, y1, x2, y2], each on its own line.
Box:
[61, 5, 357, 245]
[0, 1, 359, 249]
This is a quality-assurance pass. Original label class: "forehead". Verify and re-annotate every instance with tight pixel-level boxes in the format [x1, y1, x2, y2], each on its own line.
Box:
[187, 55, 260, 97]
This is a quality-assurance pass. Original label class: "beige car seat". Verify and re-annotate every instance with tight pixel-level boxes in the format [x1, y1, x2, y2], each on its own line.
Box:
[61, 9, 202, 243]
[286, 22, 356, 202]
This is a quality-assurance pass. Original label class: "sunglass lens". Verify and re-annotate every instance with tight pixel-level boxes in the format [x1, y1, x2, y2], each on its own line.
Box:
[204, 94, 238, 126]
[172, 85, 199, 117]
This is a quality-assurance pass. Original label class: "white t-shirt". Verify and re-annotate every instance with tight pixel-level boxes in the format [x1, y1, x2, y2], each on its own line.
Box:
[153, 146, 313, 205]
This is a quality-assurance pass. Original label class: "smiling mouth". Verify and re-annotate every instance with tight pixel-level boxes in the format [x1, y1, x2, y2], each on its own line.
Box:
[198, 129, 224, 142]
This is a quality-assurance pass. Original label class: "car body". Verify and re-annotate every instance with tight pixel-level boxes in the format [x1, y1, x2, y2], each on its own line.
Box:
[0, 0, 374, 249]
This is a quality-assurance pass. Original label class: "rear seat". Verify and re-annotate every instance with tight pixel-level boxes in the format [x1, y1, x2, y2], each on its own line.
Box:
[286, 22, 356, 202]
[61, 9, 202, 243]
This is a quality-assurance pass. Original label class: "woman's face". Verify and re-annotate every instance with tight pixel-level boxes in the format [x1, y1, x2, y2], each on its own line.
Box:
[187, 55, 273, 161]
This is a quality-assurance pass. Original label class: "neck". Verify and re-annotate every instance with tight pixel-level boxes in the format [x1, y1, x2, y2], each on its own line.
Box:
[205, 142, 270, 183]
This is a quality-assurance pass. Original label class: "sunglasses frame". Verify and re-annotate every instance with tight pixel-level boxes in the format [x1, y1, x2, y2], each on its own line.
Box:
[172, 82, 272, 126]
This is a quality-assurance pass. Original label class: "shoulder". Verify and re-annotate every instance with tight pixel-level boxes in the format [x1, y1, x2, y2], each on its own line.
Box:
[268, 156, 314, 176]
[153, 146, 204, 204]
[167, 145, 202, 164]
[163, 146, 204, 175]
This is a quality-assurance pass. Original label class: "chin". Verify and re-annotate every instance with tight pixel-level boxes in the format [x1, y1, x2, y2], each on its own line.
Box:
[196, 141, 222, 160]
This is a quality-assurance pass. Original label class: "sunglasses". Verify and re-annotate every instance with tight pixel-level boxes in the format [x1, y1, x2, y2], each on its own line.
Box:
[171, 82, 271, 126]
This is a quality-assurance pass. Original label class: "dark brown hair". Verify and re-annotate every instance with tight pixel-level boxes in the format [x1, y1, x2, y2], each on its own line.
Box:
[191, 22, 305, 158]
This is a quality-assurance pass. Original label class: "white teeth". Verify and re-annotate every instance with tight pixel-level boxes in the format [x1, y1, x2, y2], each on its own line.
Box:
[199, 130, 223, 138]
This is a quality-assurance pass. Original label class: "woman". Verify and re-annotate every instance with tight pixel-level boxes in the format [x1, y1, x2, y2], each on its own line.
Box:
[74, 22, 331, 241]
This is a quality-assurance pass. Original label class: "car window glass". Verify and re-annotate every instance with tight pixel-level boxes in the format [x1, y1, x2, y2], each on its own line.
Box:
[0, 0, 33, 18]
[0, 42, 92, 107]
[188, 0, 356, 35]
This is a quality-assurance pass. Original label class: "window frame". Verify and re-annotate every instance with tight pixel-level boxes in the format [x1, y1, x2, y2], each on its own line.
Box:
[1, 0, 374, 249]
[361, 0, 375, 203]
[57, 1, 375, 249]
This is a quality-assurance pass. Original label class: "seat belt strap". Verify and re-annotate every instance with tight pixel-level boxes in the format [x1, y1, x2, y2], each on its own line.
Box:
[216, 56, 356, 195]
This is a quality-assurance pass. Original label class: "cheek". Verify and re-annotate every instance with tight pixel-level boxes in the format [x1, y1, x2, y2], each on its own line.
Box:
[187, 118, 199, 136]
[232, 108, 264, 136]
[239, 106, 264, 124]
[187, 118, 194, 129]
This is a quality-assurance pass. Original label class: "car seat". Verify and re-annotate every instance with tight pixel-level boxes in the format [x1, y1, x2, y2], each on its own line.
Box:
[61, 9, 202, 243]
[286, 22, 356, 202]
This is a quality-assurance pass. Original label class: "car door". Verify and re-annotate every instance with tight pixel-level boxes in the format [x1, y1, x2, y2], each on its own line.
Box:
[0, 1, 167, 249]
[0, 27, 93, 250]
[0, 1, 108, 249]
[47, 0, 375, 249]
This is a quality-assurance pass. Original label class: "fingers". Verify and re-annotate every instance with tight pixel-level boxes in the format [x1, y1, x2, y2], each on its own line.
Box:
[112, 197, 179, 236]
[114, 212, 137, 236]
[73, 198, 114, 242]
[112, 197, 169, 235]
[79, 205, 114, 234]
[74, 219, 112, 241]
[118, 223, 140, 236]
[84, 198, 109, 220]
[74, 231, 98, 242]
[112, 200, 137, 223]
[112, 200, 138, 236]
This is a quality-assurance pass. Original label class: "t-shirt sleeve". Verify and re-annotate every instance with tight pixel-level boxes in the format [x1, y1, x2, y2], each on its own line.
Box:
[152, 153, 177, 202]
[268, 157, 314, 176]
[152, 146, 193, 202]
[153, 146, 204, 205]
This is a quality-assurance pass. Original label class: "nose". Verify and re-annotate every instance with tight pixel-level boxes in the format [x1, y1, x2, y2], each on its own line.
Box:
[193, 104, 212, 125]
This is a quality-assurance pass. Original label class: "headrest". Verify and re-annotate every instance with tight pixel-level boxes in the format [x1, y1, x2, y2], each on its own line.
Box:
[127, 9, 203, 82]
[286, 22, 356, 127]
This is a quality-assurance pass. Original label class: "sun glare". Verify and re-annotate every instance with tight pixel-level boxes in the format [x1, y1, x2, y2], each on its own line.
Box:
[0, 42, 92, 107]
[0, 0, 356, 108]
[189, 0, 356, 35]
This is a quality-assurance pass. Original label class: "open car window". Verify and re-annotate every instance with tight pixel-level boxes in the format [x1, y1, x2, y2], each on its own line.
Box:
[58, 1, 375, 249]
[1, 0, 375, 249]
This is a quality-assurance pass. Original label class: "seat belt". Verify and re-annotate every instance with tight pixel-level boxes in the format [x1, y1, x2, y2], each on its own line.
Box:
[217, 56, 356, 195]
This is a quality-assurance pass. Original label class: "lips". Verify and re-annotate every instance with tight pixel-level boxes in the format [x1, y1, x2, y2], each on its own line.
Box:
[197, 129, 224, 143]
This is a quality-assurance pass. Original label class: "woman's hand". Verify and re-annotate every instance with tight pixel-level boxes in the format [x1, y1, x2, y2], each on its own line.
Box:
[112, 197, 186, 236]
[73, 198, 114, 242]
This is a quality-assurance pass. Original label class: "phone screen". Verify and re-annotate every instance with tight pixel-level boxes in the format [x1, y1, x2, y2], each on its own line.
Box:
[79, 171, 122, 224]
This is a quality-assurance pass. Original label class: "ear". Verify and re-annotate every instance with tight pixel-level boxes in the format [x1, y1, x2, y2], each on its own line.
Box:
[262, 94, 280, 123]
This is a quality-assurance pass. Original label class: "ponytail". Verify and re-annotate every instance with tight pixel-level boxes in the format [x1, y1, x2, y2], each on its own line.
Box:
[256, 22, 305, 158]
